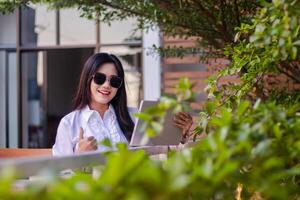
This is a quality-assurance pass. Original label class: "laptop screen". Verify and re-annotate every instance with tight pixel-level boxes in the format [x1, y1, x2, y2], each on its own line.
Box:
[129, 100, 182, 146]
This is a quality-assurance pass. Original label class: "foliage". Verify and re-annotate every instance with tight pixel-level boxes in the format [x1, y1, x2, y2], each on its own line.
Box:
[0, 0, 300, 199]
[1, 100, 300, 199]
[196, 98, 300, 199]
[0, 0, 258, 51]
[208, 0, 300, 100]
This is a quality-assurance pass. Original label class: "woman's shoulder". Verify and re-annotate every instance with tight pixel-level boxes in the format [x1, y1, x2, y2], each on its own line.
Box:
[60, 109, 82, 124]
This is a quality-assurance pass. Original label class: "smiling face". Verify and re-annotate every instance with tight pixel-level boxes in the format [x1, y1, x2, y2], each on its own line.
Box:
[89, 63, 119, 109]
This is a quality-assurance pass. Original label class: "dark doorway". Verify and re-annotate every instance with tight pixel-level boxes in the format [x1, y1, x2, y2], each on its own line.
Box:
[26, 48, 94, 148]
[45, 48, 94, 147]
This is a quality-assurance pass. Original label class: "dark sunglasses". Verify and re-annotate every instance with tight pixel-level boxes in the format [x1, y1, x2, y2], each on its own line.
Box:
[92, 72, 123, 88]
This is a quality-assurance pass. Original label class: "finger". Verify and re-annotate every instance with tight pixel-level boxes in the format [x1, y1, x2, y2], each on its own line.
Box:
[92, 144, 98, 150]
[174, 113, 188, 122]
[79, 127, 84, 140]
[173, 117, 187, 125]
[176, 112, 192, 121]
[177, 112, 187, 117]
[182, 112, 193, 120]
[88, 141, 98, 150]
[173, 121, 185, 128]
[173, 119, 192, 130]
[87, 136, 95, 141]
[90, 138, 98, 146]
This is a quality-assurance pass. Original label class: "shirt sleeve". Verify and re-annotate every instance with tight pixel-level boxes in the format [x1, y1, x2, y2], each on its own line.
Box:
[52, 118, 74, 156]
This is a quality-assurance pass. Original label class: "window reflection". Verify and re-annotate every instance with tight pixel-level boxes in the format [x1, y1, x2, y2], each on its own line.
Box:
[22, 5, 56, 46]
[22, 52, 45, 147]
[0, 11, 17, 45]
[60, 9, 96, 45]
[100, 18, 142, 44]
[8, 52, 19, 147]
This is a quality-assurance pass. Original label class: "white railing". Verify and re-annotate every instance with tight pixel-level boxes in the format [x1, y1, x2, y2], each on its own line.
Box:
[0, 146, 171, 178]
[0, 142, 200, 180]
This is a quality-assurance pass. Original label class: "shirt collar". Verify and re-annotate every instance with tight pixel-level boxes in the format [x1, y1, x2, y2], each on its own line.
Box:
[81, 104, 114, 122]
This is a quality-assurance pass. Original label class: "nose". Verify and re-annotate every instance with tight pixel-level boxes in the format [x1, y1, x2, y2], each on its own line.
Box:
[102, 78, 111, 88]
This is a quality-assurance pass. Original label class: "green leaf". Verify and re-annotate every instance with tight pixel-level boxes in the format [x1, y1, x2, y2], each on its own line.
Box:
[291, 46, 297, 59]
[146, 127, 157, 137]
[273, 123, 282, 139]
[293, 40, 300, 46]
[150, 121, 163, 134]
[237, 101, 250, 117]
[134, 112, 151, 121]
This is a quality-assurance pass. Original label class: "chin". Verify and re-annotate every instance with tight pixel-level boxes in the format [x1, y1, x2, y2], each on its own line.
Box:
[95, 97, 112, 105]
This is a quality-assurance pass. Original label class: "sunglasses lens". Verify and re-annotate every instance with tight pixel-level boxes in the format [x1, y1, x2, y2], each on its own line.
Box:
[93, 73, 106, 85]
[110, 76, 122, 88]
[93, 73, 122, 88]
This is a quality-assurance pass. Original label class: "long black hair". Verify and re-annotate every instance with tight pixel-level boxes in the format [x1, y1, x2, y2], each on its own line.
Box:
[73, 53, 134, 141]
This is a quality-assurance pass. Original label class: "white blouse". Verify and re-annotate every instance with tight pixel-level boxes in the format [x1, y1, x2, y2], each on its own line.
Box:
[52, 105, 135, 156]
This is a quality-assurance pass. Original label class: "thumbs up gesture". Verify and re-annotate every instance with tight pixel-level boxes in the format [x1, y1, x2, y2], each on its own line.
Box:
[75, 127, 98, 153]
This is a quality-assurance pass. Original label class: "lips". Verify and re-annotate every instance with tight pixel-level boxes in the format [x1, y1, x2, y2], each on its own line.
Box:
[98, 89, 111, 96]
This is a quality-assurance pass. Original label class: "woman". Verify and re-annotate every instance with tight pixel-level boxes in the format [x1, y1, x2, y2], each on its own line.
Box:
[52, 53, 134, 155]
[52, 53, 193, 156]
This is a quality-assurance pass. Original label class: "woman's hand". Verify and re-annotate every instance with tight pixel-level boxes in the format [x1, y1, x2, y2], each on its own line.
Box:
[173, 112, 193, 144]
[75, 128, 98, 153]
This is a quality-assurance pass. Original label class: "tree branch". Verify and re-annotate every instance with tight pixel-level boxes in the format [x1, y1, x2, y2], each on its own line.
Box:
[190, 0, 232, 45]
[277, 62, 300, 83]
[220, 1, 230, 41]
[234, 0, 241, 26]
[92, 0, 146, 17]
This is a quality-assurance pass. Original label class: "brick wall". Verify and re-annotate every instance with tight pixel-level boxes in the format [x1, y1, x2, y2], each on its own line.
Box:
[162, 36, 300, 110]
[162, 36, 234, 110]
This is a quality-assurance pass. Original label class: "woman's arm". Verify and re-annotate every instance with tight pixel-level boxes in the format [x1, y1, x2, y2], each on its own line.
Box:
[52, 119, 75, 156]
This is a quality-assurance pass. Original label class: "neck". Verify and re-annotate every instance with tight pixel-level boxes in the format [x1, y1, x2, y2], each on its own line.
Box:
[89, 102, 109, 118]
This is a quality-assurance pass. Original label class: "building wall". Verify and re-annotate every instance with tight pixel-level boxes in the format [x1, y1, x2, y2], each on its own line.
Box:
[162, 36, 232, 110]
[162, 36, 300, 109]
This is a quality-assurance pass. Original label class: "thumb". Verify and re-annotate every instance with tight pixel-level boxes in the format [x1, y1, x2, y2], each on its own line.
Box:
[79, 127, 84, 140]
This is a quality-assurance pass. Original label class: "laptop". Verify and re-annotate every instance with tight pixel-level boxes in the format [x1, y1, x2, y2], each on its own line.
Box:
[129, 100, 182, 146]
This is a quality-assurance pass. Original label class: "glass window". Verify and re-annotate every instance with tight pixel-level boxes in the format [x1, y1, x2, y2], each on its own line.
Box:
[100, 18, 142, 44]
[101, 46, 142, 108]
[8, 52, 19, 147]
[22, 51, 46, 147]
[22, 5, 56, 46]
[60, 9, 96, 45]
[0, 11, 17, 45]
